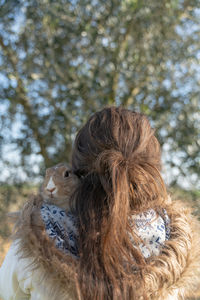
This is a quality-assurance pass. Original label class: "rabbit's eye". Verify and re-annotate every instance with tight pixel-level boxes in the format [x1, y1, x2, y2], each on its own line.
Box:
[64, 170, 69, 178]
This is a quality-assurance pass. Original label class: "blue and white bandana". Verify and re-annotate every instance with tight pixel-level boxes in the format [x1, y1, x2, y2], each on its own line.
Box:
[41, 204, 170, 259]
[41, 204, 79, 257]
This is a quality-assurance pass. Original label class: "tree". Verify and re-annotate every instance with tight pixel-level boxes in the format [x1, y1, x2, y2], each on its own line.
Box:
[0, 0, 199, 186]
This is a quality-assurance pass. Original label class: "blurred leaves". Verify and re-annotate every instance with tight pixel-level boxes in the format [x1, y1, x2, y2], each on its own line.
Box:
[0, 0, 199, 185]
[0, 183, 38, 238]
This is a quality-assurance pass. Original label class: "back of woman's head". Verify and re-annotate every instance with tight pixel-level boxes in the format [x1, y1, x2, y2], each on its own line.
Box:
[72, 107, 167, 299]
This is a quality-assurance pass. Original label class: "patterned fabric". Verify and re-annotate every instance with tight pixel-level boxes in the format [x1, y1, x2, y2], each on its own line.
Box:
[41, 204, 79, 257]
[130, 208, 170, 258]
[41, 204, 170, 259]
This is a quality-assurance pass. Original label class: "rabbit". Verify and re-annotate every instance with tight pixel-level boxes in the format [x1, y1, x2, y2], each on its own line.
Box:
[41, 163, 79, 209]
[8, 163, 80, 225]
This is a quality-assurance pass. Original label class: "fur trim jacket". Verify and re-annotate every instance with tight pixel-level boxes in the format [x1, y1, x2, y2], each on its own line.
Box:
[0, 195, 200, 300]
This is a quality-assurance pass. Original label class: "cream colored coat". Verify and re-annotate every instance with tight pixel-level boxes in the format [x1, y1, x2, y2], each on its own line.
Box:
[0, 197, 200, 300]
[0, 241, 180, 300]
[0, 242, 51, 300]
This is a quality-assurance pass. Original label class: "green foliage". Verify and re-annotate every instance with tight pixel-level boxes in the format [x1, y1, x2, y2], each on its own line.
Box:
[169, 186, 200, 217]
[0, 183, 38, 238]
[0, 0, 199, 185]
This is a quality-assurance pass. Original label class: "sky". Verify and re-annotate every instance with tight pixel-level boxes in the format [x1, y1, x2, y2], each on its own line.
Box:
[0, 2, 199, 189]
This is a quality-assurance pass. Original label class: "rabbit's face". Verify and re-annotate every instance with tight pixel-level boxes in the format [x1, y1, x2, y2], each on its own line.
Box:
[42, 163, 79, 207]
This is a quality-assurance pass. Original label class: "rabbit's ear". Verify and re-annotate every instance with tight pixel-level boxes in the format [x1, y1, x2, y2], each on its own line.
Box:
[55, 162, 69, 168]
[45, 168, 52, 175]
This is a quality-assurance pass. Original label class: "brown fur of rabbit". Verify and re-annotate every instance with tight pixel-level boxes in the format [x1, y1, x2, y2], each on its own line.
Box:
[8, 163, 80, 226]
[41, 163, 80, 209]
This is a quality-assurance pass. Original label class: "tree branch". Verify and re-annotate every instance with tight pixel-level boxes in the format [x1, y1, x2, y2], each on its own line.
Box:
[0, 35, 51, 166]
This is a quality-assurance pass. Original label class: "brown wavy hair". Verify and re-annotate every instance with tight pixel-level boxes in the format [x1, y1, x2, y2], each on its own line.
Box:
[71, 107, 168, 299]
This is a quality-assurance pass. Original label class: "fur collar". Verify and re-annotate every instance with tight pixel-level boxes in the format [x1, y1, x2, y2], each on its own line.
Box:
[12, 195, 200, 300]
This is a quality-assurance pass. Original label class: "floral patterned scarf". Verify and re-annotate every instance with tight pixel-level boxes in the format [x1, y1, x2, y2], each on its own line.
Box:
[41, 204, 170, 259]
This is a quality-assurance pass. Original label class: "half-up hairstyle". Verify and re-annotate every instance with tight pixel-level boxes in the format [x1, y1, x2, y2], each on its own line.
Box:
[72, 107, 168, 299]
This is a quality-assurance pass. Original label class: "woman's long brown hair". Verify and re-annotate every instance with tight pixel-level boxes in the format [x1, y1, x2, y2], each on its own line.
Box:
[71, 107, 167, 299]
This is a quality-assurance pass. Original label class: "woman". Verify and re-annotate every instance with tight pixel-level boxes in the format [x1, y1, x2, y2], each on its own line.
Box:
[0, 106, 200, 300]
